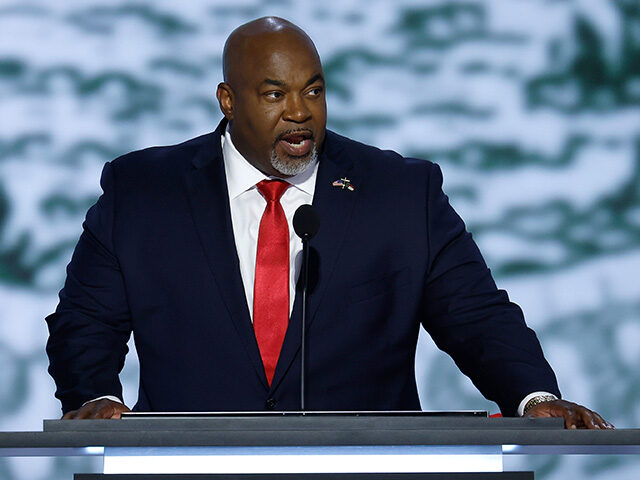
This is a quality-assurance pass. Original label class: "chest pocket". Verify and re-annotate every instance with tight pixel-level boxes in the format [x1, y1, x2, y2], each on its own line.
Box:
[348, 267, 410, 304]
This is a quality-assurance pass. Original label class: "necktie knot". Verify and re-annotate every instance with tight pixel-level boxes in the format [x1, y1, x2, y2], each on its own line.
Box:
[257, 179, 290, 203]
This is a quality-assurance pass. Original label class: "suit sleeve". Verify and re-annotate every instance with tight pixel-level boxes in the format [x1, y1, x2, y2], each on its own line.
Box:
[421, 163, 561, 416]
[45, 161, 132, 414]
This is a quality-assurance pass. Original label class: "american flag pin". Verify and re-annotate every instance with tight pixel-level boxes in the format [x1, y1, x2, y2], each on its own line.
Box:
[332, 177, 355, 191]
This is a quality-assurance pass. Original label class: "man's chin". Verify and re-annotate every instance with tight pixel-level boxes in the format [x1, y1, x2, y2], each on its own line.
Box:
[270, 146, 317, 177]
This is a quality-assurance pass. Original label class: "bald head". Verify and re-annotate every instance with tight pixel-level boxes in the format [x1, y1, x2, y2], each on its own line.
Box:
[222, 17, 320, 86]
[216, 17, 326, 177]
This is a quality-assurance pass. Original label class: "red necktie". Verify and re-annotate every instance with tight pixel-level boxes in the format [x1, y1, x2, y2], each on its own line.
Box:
[253, 179, 291, 385]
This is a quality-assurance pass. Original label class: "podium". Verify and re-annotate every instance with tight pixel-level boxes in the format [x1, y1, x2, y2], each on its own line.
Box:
[1, 413, 639, 479]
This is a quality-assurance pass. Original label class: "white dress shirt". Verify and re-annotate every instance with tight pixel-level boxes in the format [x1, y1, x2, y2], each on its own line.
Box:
[222, 128, 318, 320]
[86, 129, 553, 415]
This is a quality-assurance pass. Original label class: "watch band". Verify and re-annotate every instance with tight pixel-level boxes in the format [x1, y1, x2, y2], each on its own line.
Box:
[523, 394, 558, 415]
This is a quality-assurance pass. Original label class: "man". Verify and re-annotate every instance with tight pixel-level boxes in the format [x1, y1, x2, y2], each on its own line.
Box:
[46, 17, 612, 429]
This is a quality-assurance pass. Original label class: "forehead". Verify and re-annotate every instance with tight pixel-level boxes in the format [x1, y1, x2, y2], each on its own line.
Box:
[240, 34, 323, 86]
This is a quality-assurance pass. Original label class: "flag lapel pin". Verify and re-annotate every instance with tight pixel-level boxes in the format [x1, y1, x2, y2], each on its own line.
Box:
[332, 177, 355, 191]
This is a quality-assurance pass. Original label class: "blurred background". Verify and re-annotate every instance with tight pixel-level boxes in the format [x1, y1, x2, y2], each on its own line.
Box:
[1, 0, 639, 478]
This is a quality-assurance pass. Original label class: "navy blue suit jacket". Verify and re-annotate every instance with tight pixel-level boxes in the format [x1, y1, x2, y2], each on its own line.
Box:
[46, 119, 560, 416]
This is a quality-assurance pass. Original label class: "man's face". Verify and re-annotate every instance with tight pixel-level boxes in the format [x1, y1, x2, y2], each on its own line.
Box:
[218, 34, 327, 177]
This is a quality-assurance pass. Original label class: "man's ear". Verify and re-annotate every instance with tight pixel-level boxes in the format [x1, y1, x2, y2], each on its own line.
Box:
[216, 83, 234, 120]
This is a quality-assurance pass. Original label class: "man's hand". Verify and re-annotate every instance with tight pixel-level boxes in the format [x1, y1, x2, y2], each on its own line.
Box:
[62, 398, 131, 419]
[525, 399, 614, 429]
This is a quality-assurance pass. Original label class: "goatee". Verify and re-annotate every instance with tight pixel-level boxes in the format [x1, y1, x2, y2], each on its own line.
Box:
[270, 145, 317, 176]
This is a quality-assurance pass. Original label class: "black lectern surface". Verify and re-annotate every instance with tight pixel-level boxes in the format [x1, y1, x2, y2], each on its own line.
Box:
[120, 410, 489, 418]
[75, 474, 534, 480]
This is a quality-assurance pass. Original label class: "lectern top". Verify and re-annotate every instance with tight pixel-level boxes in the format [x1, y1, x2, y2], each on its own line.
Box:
[120, 410, 488, 419]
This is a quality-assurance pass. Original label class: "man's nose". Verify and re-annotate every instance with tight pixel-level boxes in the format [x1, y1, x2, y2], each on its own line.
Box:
[283, 94, 311, 123]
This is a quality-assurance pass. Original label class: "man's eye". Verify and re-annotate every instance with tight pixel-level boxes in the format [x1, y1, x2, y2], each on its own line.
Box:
[265, 91, 283, 99]
[308, 87, 323, 96]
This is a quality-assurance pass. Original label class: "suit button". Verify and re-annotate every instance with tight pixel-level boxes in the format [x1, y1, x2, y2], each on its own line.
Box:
[265, 398, 277, 410]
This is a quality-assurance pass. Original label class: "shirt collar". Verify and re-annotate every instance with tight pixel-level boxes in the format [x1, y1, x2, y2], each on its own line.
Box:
[222, 127, 318, 200]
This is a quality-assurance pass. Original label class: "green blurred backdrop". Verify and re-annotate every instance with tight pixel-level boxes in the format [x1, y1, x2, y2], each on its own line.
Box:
[0, 0, 639, 478]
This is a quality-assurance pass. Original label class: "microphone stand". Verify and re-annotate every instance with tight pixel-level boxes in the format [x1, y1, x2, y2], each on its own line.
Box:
[300, 234, 310, 411]
[293, 203, 319, 413]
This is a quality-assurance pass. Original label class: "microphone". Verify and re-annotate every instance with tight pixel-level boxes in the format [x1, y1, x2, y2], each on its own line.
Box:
[293, 204, 319, 411]
[293, 204, 320, 240]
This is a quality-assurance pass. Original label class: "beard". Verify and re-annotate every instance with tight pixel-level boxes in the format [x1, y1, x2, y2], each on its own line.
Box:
[269, 144, 317, 176]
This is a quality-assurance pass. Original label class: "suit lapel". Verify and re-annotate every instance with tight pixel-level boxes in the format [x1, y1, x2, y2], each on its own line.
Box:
[269, 132, 362, 396]
[184, 121, 269, 391]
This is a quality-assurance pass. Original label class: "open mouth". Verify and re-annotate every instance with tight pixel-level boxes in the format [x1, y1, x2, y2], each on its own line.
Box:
[277, 130, 314, 157]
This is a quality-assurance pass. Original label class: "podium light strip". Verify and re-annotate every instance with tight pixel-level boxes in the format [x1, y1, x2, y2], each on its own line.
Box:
[103, 446, 502, 474]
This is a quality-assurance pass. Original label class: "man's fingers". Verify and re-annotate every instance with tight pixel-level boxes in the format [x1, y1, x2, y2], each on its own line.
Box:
[93, 401, 130, 419]
[578, 408, 600, 429]
[75, 406, 94, 419]
[588, 411, 607, 429]
[595, 413, 615, 429]
[562, 408, 580, 429]
[573, 406, 615, 430]
[89, 406, 111, 419]
[61, 399, 129, 420]
[525, 400, 614, 430]
[559, 403, 615, 430]
[587, 410, 615, 430]
[88, 402, 124, 419]
[110, 403, 131, 419]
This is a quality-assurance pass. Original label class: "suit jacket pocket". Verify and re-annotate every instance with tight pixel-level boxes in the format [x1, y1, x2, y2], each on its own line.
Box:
[348, 267, 410, 304]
